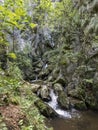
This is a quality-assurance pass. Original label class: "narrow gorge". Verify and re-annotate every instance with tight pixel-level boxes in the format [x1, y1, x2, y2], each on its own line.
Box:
[0, 0, 98, 130]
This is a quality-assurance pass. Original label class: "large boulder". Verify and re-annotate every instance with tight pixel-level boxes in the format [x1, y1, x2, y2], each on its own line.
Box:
[31, 83, 41, 93]
[37, 85, 51, 102]
[57, 91, 70, 110]
[34, 99, 58, 118]
[53, 83, 63, 94]
[31, 83, 51, 102]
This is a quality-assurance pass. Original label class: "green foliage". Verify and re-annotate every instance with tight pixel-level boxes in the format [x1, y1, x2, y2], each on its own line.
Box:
[8, 52, 17, 59]
[0, 63, 22, 94]
[0, 0, 26, 30]
[0, 0, 37, 56]
[13, 82, 52, 130]
[16, 53, 32, 69]
[29, 23, 37, 28]
[0, 68, 52, 129]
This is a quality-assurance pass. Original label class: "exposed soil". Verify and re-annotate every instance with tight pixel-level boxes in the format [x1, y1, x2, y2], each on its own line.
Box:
[0, 104, 28, 130]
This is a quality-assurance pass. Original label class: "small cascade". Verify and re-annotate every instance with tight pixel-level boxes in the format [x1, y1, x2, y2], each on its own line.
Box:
[48, 90, 58, 109]
[48, 90, 71, 118]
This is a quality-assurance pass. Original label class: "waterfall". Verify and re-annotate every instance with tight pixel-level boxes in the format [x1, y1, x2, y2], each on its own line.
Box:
[48, 90, 72, 118]
[48, 90, 58, 109]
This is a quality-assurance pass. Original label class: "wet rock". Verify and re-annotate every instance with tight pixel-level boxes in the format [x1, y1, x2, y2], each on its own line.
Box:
[31, 83, 51, 102]
[53, 83, 63, 94]
[34, 99, 58, 118]
[31, 84, 41, 93]
[38, 85, 51, 102]
[57, 91, 70, 110]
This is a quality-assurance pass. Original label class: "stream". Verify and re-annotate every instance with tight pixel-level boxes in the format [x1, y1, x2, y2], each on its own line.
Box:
[47, 110, 98, 130]
[47, 89, 78, 118]
[46, 89, 98, 130]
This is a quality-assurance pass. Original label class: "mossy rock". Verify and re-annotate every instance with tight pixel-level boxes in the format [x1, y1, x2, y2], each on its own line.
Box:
[74, 101, 87, 110]
[85, 94, 98, 110]
[38, 85, 51, 102]
[34, 99, 58, 118]
[57, 91, 70, 110]
[68, 88, 85, 100]
[94, 91, 98, 102]
[53, 83, 63, 94]
[70, 98, 87, 110]
[53, 76, 66, 86]
[89, 101, 98, 110]
[31, 83, 41, 93]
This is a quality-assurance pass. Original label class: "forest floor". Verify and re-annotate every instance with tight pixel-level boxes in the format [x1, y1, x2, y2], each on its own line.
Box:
[0, 104, 27, 130]
[0, 81, 52, 130]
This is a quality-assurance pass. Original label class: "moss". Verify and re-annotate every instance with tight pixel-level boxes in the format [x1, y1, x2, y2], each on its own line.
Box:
[85, 94, 98, 110]
[68, 88, 85, 100]
[53, 76, 66, 86]
[57, 91, 70, 110]
[53, 83, 63, 94]
[89, 102, 98, 110]
[74, 101, 87, 110]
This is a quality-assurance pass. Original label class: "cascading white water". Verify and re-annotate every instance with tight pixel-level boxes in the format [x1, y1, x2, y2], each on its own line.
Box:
[48, 90, 72, 118]
[48, 89, 58, 109]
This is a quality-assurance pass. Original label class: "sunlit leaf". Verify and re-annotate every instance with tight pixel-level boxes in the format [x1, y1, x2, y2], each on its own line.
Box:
[8, 53, 17, 59]
[30, 23, 37, 28]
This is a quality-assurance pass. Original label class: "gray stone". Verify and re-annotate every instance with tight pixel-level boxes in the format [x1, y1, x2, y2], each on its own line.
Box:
[38, 85, 51, 102]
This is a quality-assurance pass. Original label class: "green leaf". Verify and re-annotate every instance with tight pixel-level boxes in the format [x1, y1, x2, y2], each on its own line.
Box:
[8, 53, 17, 59]
[30, 23, 37, 28]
